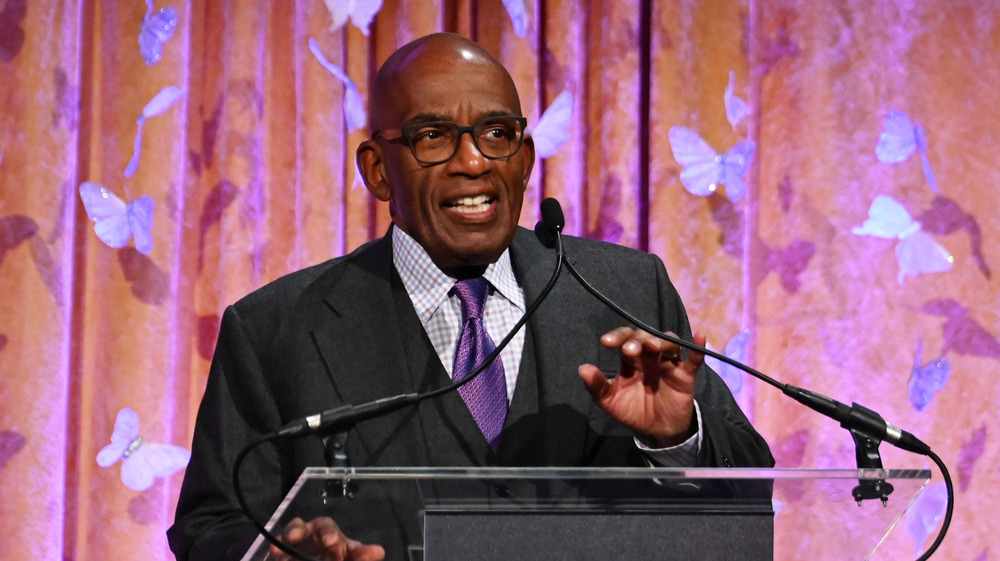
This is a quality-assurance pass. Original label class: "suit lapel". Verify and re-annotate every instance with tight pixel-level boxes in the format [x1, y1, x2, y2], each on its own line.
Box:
[305, 235, 428, 466]
[507, 228, 601, 464]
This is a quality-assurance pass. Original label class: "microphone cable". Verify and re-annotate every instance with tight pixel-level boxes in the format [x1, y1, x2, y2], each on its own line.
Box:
[231, 226, 565, 560]
[550, 212, 952, 561]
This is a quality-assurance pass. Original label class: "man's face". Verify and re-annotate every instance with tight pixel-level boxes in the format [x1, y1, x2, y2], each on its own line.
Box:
[359, 42, 535, 269]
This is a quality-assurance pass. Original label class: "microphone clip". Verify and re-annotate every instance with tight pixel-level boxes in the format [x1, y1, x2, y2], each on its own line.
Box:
[848, 418, 894, 506]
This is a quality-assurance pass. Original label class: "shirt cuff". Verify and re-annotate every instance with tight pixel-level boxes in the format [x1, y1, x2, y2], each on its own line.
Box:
[633, 400, 703, 467]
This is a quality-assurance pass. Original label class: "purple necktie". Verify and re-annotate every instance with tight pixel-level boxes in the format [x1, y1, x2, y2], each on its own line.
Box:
[451, 277, 508, 453]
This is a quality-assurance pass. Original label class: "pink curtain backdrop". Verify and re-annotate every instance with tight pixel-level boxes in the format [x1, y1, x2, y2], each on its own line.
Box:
[1, 1, 997, 559]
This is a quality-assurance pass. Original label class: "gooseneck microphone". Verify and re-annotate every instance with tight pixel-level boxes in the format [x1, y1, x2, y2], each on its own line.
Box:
[537, 197, 951, 561]
[232, 204, 567, 561]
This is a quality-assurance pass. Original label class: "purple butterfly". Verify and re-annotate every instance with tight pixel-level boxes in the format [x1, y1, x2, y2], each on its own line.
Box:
[704, 329, 750, 396]
[852, 195, 953, 284]
[322, 0, 382, 36]
[502, 0, 528, 37]
[308, 38, 366, 132]
[0, 0, 27, 63]
[97, 407, 190, 491]
[668, 126, 755, 202]
[139, 0, 178, 65]
[528, 90, 572, 159]
[724, 71, 749, 130]
[79, 182, 155, 254]
[905, 481, 947, 556]
[957, 425, 986, 492]
[908, 337, 950, 412]
[0, 430, 26, 469]
[876, 110, 938, 192]
[125, 85, 186, 177]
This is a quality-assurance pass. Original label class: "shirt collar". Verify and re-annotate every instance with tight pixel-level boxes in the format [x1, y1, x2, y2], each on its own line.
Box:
[391, 226, 524, 321]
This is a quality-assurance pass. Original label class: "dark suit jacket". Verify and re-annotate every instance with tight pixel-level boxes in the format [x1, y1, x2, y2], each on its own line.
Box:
[168, 227, 773, 561]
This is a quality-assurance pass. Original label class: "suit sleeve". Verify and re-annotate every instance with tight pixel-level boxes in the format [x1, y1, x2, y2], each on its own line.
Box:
[167, 305, 289, 561]
[651, 256, 775, 469]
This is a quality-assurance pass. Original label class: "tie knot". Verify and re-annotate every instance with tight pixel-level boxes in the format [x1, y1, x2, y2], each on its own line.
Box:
[452, 277, 490, 320]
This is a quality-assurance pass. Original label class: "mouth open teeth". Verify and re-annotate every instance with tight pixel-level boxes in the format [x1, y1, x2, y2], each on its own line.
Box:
[447, 195, 493, 214]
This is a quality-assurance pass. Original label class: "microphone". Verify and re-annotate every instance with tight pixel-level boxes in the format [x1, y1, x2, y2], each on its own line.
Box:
[546, 194, 952, 559]
[534, 197, 564, 248]
[233, 202, 568, 561]
[272, 203, 566, 440]
[539, 193, 930, 455]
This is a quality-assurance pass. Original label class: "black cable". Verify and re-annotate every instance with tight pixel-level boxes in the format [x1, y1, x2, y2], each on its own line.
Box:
[231, 230, 565, 558]
[561, 245, 952, 560]
[233, 432, 317, 561]
[916, 450, 954, 561]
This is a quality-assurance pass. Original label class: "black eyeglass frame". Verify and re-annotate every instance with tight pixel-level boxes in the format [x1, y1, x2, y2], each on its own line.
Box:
[372, 115, 529, 165]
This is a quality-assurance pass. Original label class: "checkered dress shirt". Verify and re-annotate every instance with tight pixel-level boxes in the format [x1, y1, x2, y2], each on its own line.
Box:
[392, 227, 525, 401]
[390, 226, 701, 465]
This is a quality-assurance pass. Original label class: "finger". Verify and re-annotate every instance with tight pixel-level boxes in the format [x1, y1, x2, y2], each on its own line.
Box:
[683, 333, 707, 370]
[599, 327, 636, 348]
[578, 364, 612, 401]
[350, 543, 387, 561]
[282, 517, 310, 543]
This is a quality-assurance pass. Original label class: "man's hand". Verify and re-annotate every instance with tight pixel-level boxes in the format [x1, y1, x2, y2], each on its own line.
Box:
[268, 517, 385, 561]
[578, 327, 705, 448]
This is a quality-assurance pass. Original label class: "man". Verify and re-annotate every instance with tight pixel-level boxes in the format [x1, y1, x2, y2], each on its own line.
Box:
[168, 33, 772, 561]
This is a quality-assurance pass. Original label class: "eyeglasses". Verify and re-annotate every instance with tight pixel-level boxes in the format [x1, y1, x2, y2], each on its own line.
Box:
[372, 115, 528, 165]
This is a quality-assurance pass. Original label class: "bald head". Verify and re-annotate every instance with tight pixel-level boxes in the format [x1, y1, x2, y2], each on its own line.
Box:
[368, 33, 523, 133]
[355, 32, 535, 270]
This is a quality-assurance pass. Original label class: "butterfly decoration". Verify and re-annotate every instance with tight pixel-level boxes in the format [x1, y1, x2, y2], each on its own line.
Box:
[308, 38, 366, 133]
[956, 425, 986, 493]
[0, 214, 38, 266]
[528, 90, 572, 159]
[79, 182, 155, 255]
[920, 298, 1000, 359]
[668, 126, 755, 202]
[96, 407, 190, 492]
[908, 337, 950, 412]
[852, 195, 953, 284]
[0, 429, 26, 470]
[876, 110, 938, 192]
[0, 0, 27, 64]
[125, 85, 186, 177]
[724, 71, 749, 130]
[502, 0, 528, 37]
[322, 0, 382, 36]
[704, 329, 750, 396]
[139, 0, 178, 66]
[905, 481, 947, 556]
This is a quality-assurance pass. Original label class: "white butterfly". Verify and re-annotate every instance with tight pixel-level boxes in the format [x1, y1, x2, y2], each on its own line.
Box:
[502, 0, 528, 37]
[323, 0, 382, 36]
[79, 182, 155, 254]
[852, 194, 953, 284]
[528, 90, 572, 159]
[875, 110, 938, 192]
[704, 329, 750, 396]
[139, 0, 178, 66]
[308, 38, 366, 133]
[96, 407, 190, 492]
[125, 85, 186, 177]
[668, 126, 755, 202]
[724, 71, 749, 130]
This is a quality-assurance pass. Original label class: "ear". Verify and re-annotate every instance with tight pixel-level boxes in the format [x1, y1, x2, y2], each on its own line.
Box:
[519, 134, 536, 190]
[356, 140, 390, 201]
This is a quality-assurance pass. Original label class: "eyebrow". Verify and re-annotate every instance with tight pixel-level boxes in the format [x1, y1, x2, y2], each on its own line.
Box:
[403, 110, 519, 126]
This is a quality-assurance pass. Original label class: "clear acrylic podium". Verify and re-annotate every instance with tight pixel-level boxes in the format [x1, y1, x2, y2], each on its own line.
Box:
[240, 467, 932, 561]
